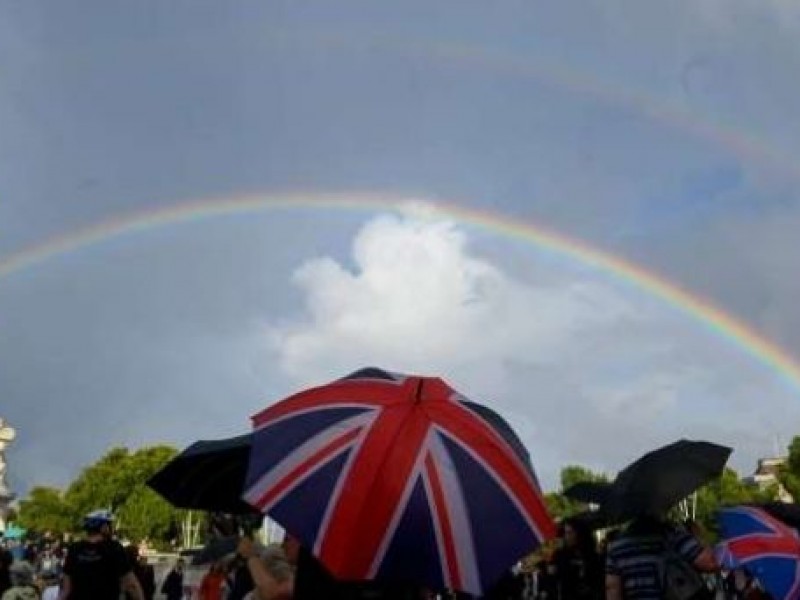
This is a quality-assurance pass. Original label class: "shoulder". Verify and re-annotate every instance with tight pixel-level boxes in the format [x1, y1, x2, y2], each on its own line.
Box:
[608, 533, 664, 557]
[103, 540, 127, 556]
[666, 530, 704, 561]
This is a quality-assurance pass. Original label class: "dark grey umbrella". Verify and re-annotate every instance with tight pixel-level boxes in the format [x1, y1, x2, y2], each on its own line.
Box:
[147, 433, 258, 515]
[604, 439, 732, 521]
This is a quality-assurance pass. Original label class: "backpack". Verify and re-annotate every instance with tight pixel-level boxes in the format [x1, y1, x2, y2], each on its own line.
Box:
[662, 546, 711, 600]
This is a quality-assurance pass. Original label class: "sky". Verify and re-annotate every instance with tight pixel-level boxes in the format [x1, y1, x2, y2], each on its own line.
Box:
[2, 0, 800, 496]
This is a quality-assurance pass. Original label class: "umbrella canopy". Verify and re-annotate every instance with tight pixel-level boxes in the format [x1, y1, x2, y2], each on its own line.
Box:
[603, 439, 731, 521]
[563, 480, 612, 505]
[751, 502, 800, 534]
[243, 367, 555, 596]
[717, 506, 800, 600]
[147, 433, 257, 515]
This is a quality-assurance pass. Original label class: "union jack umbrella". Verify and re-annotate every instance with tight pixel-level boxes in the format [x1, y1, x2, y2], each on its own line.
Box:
[243, 368, 555, 595]
[718, 506, 800, 600]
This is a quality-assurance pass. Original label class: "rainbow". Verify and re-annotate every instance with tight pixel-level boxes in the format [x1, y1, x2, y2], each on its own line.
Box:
[267, 29, 800, 182]
[2, 191, 799, 394]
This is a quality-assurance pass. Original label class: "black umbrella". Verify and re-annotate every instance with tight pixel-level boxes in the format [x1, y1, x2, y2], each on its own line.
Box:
[563, 480, 612, 505]
[147, 433, 258, 515]
[188, 536, 240, 566]
[604, 439, 732, 521]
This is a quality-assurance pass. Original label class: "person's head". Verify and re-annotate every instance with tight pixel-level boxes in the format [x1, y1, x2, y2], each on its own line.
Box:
[83, 509, 115, 539]
[560, 521, 578, 548]
[176, 558, 185, 572]
[558, 517, 595, 554]
[9, 560, 34, 588]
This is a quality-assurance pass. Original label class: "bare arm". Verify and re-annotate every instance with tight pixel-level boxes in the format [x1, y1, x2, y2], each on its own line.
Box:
[57, 574, 73, 600]
[693, 547, 719, 573]
[238, 537, 293, 600]
[606, 574, 623, 600]
[121, 571, 145, 600]
[246, 555, 293, 600]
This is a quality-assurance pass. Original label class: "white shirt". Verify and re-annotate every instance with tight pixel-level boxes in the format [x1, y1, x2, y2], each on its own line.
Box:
[42, 586, 60, 600]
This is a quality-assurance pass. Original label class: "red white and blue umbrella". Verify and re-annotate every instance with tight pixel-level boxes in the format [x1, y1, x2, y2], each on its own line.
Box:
[718, 506, 800, 600]
[243, 368, 555, 596]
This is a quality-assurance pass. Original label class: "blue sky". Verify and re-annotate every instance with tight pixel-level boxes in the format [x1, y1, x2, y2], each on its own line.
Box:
[2, 1, 800, 494]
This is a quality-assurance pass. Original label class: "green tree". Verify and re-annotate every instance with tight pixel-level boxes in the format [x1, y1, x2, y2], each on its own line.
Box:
[17, 487, 74, 535]
[779, 436, 800, 501]
[560, 465, 609, 490]
[116, 486, 177, 543]
[546, 465, 609, 521]
[63, 447, 132, 522]
[692, 467, 774, 540]
[114, 446, 180, 543]
[57, 444, 179, 543]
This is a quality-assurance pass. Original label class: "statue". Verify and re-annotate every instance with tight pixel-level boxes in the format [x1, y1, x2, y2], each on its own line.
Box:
[0, 418, 16, 532]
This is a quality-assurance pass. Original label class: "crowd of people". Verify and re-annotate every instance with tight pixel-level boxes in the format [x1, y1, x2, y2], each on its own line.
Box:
[0, 509, 780, 599]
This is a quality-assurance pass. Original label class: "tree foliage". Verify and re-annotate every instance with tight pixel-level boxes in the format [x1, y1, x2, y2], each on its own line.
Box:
[692, 467, 775, 539]
[20, 445, 180, 544]
[18, 438, 798, 547]
[17, 487, 74, 535]
[545, 464, 609, 521]
[779, 436, 800, 501]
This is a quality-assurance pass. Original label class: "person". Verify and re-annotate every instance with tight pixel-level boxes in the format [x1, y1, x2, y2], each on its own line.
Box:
[551, 517, 603, 599]
[199, 562, 226, 600]
[58, 510, 144, 600]
[1, 560, 38, 600]
[124, 546, 155, 600]
[0, 549, 12, 596]
[161, 559, 185, 600]
[605, 514, 718, 600]
[537, 559, 559, 599]
[725, 568, 774, 600]
[237, 537, 293, 600]
[225, 555, 254, 600]
[40, 572, 60, 600]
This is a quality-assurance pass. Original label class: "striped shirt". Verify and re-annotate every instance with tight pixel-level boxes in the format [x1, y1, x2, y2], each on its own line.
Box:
[606, 528, 704, 599]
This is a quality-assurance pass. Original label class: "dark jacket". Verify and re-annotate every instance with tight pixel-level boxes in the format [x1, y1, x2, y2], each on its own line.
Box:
[161, 568, 184, 600]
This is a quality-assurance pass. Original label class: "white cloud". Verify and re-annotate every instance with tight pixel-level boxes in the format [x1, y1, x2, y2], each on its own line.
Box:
[268, 212, 635, 388]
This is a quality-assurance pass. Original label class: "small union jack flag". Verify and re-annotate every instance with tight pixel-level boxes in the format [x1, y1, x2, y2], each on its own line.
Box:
[718, 506, 800, 600]
[243, 368, 555, 595]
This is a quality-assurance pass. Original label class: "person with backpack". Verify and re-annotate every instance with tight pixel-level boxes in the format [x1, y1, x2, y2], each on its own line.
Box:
[58, 510, 144, 600]
[605, 514, 718, 600]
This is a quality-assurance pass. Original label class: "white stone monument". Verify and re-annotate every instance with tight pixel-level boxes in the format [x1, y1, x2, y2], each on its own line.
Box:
[0, 419, 16, 532]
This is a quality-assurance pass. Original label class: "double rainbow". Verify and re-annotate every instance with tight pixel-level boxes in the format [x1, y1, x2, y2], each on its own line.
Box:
[1, 191, 798, 395]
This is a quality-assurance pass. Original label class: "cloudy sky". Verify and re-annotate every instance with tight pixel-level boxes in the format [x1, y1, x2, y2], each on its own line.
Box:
[2, 1, 800, 495]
